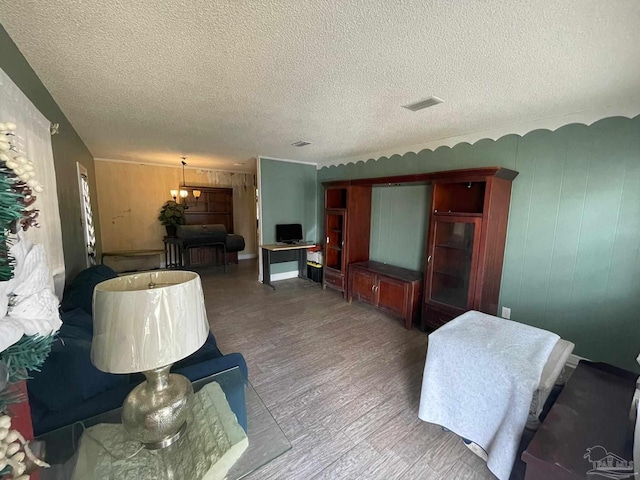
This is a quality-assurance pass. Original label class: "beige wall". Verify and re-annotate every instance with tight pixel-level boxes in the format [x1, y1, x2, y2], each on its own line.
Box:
[95, 160, 257, 256]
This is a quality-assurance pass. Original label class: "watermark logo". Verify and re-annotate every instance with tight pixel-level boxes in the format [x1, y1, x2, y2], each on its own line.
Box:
[583, 445, 635, 479]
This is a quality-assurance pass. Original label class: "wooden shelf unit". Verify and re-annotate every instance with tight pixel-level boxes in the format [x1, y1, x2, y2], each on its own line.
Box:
[321, 167, 517, 331]
[182, 186, 238, 265]
[322, 183, 372, 294]
[422, 168, 518, 330]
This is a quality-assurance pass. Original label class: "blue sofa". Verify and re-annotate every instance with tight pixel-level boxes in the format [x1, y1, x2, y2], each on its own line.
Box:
[27, 265, 248, 436]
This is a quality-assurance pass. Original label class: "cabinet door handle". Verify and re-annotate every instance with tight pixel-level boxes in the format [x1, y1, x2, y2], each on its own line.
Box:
[427, 255, 432, 264]
[326, 236, 330, 244]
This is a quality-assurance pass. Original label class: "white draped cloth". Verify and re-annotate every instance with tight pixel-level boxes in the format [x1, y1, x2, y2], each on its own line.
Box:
[419, 311, 559, 480]
[0, 232, 61, 352]
[0, 66, 64, 298]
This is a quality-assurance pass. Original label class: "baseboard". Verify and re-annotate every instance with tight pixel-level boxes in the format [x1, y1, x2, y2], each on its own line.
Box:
[269, 271, 299, 282]
[238, 253, 257, 260]
[566, 353, 587, 370]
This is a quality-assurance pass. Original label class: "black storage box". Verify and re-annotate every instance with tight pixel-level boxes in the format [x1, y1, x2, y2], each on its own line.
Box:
[307, 262, 323, 283]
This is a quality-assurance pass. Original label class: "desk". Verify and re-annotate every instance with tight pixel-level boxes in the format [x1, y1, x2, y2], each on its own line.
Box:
[522, 360, 637, 480]
[261, 243, 317, 289]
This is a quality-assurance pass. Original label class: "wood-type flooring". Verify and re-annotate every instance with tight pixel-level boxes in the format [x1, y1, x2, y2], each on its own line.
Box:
[203, 260, 499, 480]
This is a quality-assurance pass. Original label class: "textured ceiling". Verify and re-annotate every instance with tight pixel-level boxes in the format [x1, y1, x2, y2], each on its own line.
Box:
[1, 1, 639, 171]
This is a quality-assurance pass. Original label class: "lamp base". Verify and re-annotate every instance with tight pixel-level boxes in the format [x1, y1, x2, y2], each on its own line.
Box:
[144, 420, 187, 450]
[122, 364, 194, 449]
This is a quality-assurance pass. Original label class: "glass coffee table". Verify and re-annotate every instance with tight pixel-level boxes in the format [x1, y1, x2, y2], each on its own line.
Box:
[37, 367, 290, 479]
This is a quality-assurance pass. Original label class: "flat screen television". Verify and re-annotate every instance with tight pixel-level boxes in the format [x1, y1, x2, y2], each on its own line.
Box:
[276, 223, 303, 244]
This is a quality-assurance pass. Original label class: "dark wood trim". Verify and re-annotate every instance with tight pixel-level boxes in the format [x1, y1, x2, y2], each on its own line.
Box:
[322, 167, 518, 188]
[351, 174, 431, 186]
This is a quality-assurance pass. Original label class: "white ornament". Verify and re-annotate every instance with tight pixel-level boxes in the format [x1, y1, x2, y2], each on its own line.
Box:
[15, 156, 28, 165]
[26, 179, 37, 188]
[0, 140, 10, 151]
[4, 122, 16, 131]
[0, 414, 50, 479]
[0, 123, 6, 131]
[6, 160, 17, 170]
[0, 153, 9, 162]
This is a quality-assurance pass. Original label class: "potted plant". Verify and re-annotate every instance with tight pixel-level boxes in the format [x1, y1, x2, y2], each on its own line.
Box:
[158, 201, 185, 237]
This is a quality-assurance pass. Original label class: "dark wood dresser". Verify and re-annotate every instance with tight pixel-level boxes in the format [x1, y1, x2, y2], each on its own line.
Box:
[522, 360, 638, 480]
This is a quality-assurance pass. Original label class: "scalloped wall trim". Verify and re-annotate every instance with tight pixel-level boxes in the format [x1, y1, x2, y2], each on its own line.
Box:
[318, 105, 640, 170]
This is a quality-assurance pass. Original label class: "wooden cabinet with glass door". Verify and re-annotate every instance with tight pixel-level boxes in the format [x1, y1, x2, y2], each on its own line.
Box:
[324, 210, 346, 289]
[422, 168, 518, 330]
[428, 216, 481, 310]
[322, 183, 372, 294]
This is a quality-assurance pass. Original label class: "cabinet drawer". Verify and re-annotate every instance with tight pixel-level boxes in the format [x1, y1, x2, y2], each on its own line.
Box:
[422, 305, 457, 330]
[323, 271, 345, 291]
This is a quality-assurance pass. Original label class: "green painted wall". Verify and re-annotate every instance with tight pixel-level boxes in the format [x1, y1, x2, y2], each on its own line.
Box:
[259, 158, 317, 275]
[0, 25, 101, 282]
[370, 185, 430, 271]
[318, 116, 640, 371]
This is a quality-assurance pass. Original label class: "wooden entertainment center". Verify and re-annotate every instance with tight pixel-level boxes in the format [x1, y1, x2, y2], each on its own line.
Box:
[322, 167, 518, 329]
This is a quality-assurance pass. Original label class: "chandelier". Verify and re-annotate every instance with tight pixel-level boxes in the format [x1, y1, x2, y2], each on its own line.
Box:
[170, 157, 201, 209]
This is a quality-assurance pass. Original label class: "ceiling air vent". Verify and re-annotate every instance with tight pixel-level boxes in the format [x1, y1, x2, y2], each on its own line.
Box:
[292, 141, 312, 147]
[402, 96, 444, 112]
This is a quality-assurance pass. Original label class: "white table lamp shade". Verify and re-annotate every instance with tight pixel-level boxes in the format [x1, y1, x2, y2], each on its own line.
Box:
[91, 271, 209, 374]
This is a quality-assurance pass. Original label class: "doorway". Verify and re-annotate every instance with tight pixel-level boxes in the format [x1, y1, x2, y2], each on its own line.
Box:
[77, 163, 97, 267]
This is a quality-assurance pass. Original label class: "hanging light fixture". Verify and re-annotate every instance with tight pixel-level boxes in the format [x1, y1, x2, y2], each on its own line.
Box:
[170, 157, 201, 209]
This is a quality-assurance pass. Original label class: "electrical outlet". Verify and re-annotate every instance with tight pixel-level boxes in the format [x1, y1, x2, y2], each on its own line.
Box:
[501, 307, 511, 319]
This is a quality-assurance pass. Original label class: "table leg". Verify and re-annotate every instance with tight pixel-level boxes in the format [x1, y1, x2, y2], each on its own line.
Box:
[262, 249, 275, 290]
[298, 249, 307, 279]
